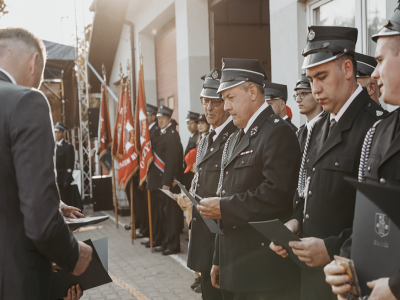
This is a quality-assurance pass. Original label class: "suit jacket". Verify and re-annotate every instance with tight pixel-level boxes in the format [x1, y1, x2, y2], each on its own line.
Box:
[293, 89, 387, 258]
[147, 121, 183, 190]
[339, 109, 400, 298]
[187, 120, 237, 272]
[56, 140, 74, 188]
[0, 71, 79, 300]
[149, 122, 159, 139]
[285, 117, 298, 132]
[185, 130, 199, 156]
[214, 105, 301, 293]
[297, 124, 307, 153]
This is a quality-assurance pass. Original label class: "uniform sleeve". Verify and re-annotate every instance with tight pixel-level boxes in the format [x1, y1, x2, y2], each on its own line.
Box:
[292, 192, 304, 230]
[220, 124, 301, 228]
[10, 90, 79, 272]
[324, 228, 352, 260]
[64, 144, 75, 186]
[339, 235, 352, 258]
[212, 233, 220, 266]
[162, 132, 181, 187]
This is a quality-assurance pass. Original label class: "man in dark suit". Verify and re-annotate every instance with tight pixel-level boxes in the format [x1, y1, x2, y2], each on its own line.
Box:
[147, 103, 159, 138]
[183, 111, 200, 190]
[270, 26, 387, 300]
[293, 69, 324, 151]
[54, 123, 75, 206]
[0, 28, 91, 300]
[147, 106, 183, 255]
[355, 52, 381, 104]
[198, 59, 301, 299]
[187, 69, 237, 300]
[325, 11, 400, 300]
[265, 82, 298, 132]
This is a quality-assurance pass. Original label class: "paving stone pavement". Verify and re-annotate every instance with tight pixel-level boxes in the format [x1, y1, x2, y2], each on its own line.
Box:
[74, 205, 202, 300]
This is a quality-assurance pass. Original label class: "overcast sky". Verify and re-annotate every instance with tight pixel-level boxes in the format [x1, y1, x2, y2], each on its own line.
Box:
[0, 0, 93, 46]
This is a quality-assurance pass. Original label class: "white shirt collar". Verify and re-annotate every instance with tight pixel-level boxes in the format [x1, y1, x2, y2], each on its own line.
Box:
[149, 122, 156, 130]
[330, 84, 362, 122]
[244, 102, 269, 133]
[306, 110, 325, 132]
[190, 132, 195, 138]
[212, 115, 233, 141]
[0, 68, 17, 85]
[160, 122, 172, 134]
[56, 138, 64, 146]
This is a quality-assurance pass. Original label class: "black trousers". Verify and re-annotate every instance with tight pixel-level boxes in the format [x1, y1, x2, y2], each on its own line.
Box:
[159, 185, 181, 251]
[150, 190, 164, 246]
[139, 188, 150, 236]
[126, 179, 149, 236]
[300, 269, 336, 300]
[201, 270, 223, 300]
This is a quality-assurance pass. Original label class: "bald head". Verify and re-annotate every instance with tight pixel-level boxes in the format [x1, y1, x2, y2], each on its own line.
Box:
[0, 28, 46, 88]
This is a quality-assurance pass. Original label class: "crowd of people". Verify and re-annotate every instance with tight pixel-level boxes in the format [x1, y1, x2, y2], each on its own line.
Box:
[2, 3, 400, 300]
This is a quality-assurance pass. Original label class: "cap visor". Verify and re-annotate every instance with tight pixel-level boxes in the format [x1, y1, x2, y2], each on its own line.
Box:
[372, 27, 400, 42]
[302, 52, 345, 69]
[200, 88, 220, 99]
[217, 81, 245, 94]
[294, 84, 311, 91]
[156, 113, 163, 117]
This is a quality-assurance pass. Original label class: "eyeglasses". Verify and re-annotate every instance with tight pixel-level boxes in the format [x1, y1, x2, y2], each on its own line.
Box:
[201, 97, 224, 107]
[293, 91, 312, 100]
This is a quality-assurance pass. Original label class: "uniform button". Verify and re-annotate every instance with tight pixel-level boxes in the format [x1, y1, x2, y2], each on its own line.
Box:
[308, 191, 312, 197]
[312, 167, 316, 173]
[222, 229, 225, 233]
[210, 148, 214, 151]
[367, 166, 371, 172]
[380, 178, 386, 185]
[199, 168, 203, 172]
[197, 184, 200, 188]
[222, 190, 226, 196]
[226, 171, 228, 176]
[261, 243, 265, 247]
[215, 164, 218, 168]
[305, 214, 310, 221]
[241, 160, 245, 165]
[296, 201, 299, 205]
[193, 218, 197, 222]
[233, 225, 236, 229]
[335, 162, 339, 167]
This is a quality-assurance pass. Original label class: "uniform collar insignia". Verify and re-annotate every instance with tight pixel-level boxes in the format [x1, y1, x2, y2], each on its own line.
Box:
[274, 119, 279, 123]
[376, 110, 383, 116]
[250, 126, 258, 137]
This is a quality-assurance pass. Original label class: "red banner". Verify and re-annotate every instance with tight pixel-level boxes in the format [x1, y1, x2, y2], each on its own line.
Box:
[97, 83, 113, 171]
[135, 63, 154, 186]
[112, 84, 125, 160]
[117, 84, 139, 189]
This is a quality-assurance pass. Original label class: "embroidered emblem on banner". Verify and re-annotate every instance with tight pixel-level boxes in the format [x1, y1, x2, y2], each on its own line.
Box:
[308, 29, 316, 41]
[376, 110, 383, 117]
[375, 213, 390, 238]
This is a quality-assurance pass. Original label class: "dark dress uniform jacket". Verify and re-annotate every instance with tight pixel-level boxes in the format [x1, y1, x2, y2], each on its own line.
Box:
[297, 124, 307, 153]
[0, 72, 79, 300]
[340, 108, 400, 298]
[187, 121, 237, 272]
[285, 117, 298, 132]
[214, 105, 301, 293]
[147, 121, 183, 190]
[292, 89, 386, 300]
[56, 140, 74, 188]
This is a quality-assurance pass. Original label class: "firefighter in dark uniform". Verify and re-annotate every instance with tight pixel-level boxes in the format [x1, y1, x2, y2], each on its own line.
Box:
[325, 13, 400, 299]
[355, 52, 381, 104]
[187, 69, 237, 300]
[265, 82, 298, 132]
[270, 26, 387, 300]
[146, 105, 183, 255]
[294, 69, 325, 152]
[147, 104, 159, 138]
[54, 122, 75, 206]
[198, 59, 301, 300]
[183, 111, 200, 190]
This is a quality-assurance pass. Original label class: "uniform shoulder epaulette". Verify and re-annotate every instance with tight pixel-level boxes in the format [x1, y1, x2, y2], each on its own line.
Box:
[266, 113, 284, 127]
[364, 99, 388, 119]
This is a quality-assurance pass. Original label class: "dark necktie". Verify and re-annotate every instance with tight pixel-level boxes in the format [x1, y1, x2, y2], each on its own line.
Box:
[234, 129, 245, 149]
[300, 126, 308, 148]
[207, 130, 216, 150]
[327, 119, 337, 139]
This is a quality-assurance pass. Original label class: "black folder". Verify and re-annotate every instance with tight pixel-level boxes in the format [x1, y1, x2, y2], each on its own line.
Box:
[50, 238, 112, 299]
[175, 180, 224, 235]
[346, 177, 400, 296]
[65, 216, 109, 229]
[249, 220, 314, 270]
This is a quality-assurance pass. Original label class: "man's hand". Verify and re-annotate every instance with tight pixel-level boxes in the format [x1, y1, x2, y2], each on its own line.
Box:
[289, 237, 331, 268]
[63, 285, 83, 300]
[367, 278, 396, 300]
[72, 242, 92, 276]
[324, 260, 351, 297]
[269, 219, 301, 258]
[211, 265, 220, 289]
[197, 197, 222, 219]
[60, 201, 84, 219]
[162, 185, 170, 191]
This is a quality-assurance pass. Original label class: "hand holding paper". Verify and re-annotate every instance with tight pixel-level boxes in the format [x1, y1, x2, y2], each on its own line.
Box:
[269, 219, 301, 258]
[289, 237, 331, 268]
[198, 197, 222, 220]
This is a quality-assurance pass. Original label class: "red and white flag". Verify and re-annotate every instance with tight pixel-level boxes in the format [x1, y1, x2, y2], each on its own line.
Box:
[135, 63, 154, 186]
[97, 83, 113, 171]
[112, 85, 125, 160]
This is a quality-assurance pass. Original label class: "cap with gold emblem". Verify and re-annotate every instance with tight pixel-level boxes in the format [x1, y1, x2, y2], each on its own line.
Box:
[294, 69, 311, 91]
[217, 58, 267, 93]
[156, 105, 173, 117]
[200, 69, 221, 99]
[372, 4, 400, 42]
[355, 52, 377, 78]
[302, 26, 358, 69]
[264, 82, 287, 102]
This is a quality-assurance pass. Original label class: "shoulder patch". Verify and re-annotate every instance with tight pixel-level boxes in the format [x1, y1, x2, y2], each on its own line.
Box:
[267, 113, 283, 127]
[365, 99, 389, 119]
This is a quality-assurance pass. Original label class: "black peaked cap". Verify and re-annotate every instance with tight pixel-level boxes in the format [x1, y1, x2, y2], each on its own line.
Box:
[157, 105, 173, 117]
[372, 4, 400, 42]
[355, 52, 377, 78]
[302, 26, 358, 69]
[186, 111, 200, 122]
[218, 58, 267, 93]
[146, 104, 158, 114]
[198, 114, 209, 124]
[54, 122, 66, 132]
[264, 82, 288, 102]
[295, 69, 311, 91]
[200, 69, 221, 99]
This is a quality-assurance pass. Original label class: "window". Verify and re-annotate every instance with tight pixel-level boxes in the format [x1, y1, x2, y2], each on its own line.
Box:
[158, 98, 164, 107]
[366, 0, 386, 56]
[168, 96, 174, 109]
[314, 0, 355, 27]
